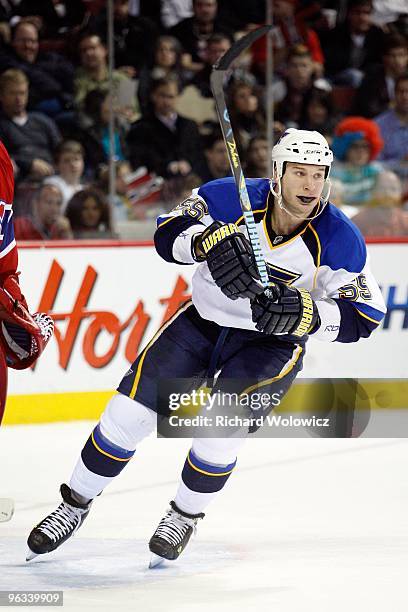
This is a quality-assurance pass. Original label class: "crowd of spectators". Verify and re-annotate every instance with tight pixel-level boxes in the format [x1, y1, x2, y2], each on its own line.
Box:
[0, 0, 407, 240]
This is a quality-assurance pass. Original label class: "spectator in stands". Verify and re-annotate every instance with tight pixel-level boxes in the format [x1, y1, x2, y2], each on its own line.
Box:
[353, 33, 408, 118]
[97, 160, 133, 221]
[169, 0, 232, 70]
[352, 206, 408, 236]
[44, 140, 86, 211]
[319, 0, 385, 86]
[331, 116, 385, 209]
[298, 86, 337, 137]
[65, 187, 113, 239]
[0, 69, 61, 180]
[274, 45, 331, 127]
[74, 32, 139, 122]
[127, 76, 205, 179]
[190, 32, 232, 97]
[89, 0, 159, 73]
[216, 0, 265, 32]
[270, 0, 325, 76]
[228, 80, 265, 152]
[161, 0, 193, 29]
[370, 169, 403, 208]
[138, 36, 185, 113]
[79, 89, 128, 175]
[16, 0, 87, 40]
[196, 130, 230, 182]
[244, 136, 269, 178]
[375, 74, 408, 184]
[14, 183, 72, 240]
[0, 20, 75, 115]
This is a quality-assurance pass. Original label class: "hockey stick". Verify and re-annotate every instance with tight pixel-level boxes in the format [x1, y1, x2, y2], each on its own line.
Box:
[210, 25, 273, 291]
[0, 498, 14, 522]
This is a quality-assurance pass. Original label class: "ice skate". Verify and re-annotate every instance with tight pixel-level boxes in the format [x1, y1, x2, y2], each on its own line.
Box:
[26, 484, 91, 561]
[149, 501, 204, 568]
[0, 498, 14, 522]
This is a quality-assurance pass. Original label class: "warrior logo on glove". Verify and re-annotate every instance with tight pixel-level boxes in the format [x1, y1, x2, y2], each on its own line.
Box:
[251, 282, 320, 337]
[192, 221, 264, 301]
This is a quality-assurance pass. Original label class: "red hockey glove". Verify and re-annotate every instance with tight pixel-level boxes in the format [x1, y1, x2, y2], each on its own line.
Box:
[0, 281, 54, 370]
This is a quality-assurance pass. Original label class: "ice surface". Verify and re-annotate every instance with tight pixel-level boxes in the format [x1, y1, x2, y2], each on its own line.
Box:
[1, 422, 407, 611]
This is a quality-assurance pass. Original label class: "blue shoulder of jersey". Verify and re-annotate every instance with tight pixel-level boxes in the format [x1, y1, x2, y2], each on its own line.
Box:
[311, 203, 367, 273]
[197, 177, 270, 223]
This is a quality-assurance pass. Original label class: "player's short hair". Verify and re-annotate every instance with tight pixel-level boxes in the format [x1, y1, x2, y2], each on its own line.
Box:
[55, 140, 85, 163]
[0, 68, 29, 93]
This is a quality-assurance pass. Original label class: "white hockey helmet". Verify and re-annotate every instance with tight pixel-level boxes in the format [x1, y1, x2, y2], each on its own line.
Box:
[272, 128, 333, 178]
[271, 128, 333, 209]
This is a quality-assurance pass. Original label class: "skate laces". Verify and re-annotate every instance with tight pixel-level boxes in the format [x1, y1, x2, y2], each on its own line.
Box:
[154, 508, 198, 547]
[36, 502, 85, 542]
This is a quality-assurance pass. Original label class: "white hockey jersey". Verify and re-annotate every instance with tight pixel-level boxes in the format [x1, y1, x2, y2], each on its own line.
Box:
[155, 177, 386, 343]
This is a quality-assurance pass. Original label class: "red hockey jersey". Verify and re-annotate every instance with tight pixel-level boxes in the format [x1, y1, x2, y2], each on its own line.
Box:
[0, 140, 18, 284]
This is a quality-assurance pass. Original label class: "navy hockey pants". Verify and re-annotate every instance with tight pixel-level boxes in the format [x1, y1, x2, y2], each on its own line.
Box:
[118, 301, 305, 421]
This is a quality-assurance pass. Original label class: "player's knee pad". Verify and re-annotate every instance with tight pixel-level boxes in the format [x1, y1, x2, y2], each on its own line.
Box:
[192, 436, 247, 467]
[99, 393, 156, 451]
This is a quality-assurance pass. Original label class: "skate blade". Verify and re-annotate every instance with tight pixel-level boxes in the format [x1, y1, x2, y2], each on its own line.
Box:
[26, 548, 39, 562]
[149, 553, 166, 569]
[0, 498, 14, 522]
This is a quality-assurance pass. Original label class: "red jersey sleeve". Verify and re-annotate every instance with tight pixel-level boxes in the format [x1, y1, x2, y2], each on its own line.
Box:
[0, 140, 18, 284]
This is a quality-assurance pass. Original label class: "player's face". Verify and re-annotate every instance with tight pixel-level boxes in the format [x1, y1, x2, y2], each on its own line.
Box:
[280, 162, 326, 214]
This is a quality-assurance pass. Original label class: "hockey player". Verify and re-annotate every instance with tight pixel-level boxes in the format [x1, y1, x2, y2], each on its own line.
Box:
[27, 129, 386, 565]
[0, 140, 54, 425]
[0, 140, 54, 521]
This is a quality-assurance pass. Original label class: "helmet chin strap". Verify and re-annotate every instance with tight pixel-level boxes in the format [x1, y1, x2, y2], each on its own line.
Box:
[269, 178, 329, 223]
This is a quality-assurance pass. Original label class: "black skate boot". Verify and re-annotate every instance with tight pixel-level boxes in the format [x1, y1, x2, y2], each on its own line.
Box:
[149, 501, 204, 568]
[26, 484, 92, 561]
